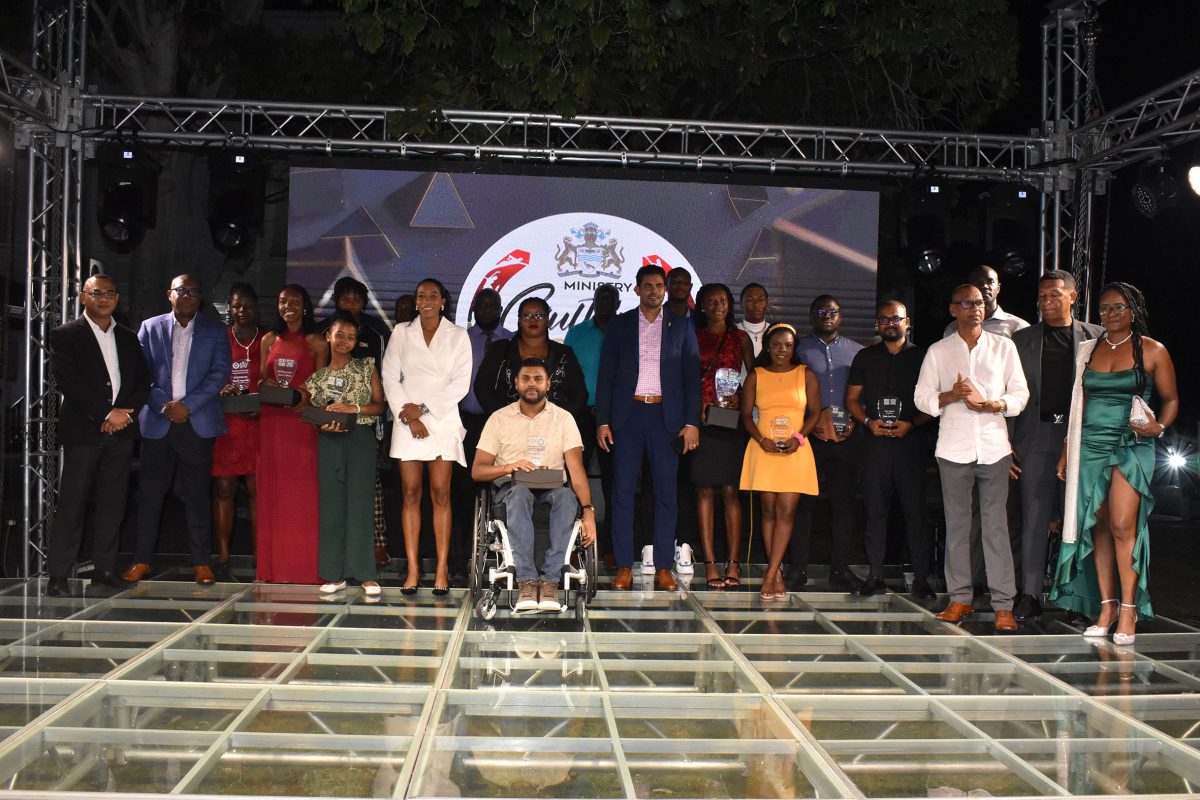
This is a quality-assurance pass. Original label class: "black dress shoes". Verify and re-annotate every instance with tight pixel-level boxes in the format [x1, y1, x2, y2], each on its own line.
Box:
[46, 576, 71, 597]
[786, 570, 808, 591]
[827, 569, 861, 593]
[853, 576, 887, 597]
[92, 570, 129, 590]
[1013, 593, 1042, 621]
[910, 577, 936, 602]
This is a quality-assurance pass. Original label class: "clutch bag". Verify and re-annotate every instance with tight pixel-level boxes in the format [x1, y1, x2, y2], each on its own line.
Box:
[1129, 395, 1155, 427]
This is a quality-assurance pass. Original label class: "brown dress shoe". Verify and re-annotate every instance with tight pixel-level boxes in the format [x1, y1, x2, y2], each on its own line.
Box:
[121, 563, 150, 583]
[612, 567, 633, 590]
[375, 544, 390, 567]
[993, 609, 1018, 632]
[654, 568, 678, 591]
[193, 565, 215, 585]
[935, 601, 974, 622]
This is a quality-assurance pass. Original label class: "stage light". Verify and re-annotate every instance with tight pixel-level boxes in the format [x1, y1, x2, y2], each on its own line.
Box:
[983, 183, 1037, 278]
[1131, 161, 1178, 218]
[916, 248, 943, 275]
[1167, 451, 1187, 471]
[901, 172, 952, 275]
[208, 152, 265, 254]
[95, 144, 159, 252]
[1188, 165, 1200, 196]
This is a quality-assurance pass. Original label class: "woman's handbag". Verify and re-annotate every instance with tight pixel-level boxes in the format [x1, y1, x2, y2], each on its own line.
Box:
[1129, 394, 1155, 427]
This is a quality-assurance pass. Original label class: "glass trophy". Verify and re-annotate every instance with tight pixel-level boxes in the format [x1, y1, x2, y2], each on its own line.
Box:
[830, 405, 850, 435]
[713, 368, 740, 407]
[876, 396, 902, 427]
[527, 435, 547, 467]
[770, 416, 792, 449]
[230, 358, 251, 391]
[274, 357, 297, 387]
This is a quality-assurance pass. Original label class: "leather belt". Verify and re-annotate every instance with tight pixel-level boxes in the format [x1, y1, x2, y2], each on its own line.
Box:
[633, 394, 663, 404]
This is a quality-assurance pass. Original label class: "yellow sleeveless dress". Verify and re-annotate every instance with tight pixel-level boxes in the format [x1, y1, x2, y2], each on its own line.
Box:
[739, 365, 819, 494]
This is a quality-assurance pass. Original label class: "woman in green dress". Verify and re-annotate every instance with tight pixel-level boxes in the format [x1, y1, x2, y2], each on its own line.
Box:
[1051, 283, 1178, 645]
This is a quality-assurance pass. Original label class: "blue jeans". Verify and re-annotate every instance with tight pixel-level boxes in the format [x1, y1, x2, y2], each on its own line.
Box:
[497, 484, 578, 582]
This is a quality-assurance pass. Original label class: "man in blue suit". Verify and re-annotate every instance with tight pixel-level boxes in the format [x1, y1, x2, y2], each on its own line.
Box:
[596, 265, 701, 591]
[122, 274, 231, 585]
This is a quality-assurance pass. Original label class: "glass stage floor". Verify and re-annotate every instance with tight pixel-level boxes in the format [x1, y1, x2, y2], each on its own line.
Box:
[0, 571, 1198, 799]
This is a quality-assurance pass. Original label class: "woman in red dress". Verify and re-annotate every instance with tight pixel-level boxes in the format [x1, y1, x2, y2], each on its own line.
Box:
[256, 285, 329, 584]
[211, 283, 265, 577]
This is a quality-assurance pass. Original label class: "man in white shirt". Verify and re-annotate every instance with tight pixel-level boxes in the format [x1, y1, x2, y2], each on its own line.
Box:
[915, 284, 1029, 633]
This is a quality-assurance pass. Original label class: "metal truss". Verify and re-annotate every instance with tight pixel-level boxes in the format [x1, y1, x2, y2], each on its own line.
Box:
[1072, 68, 1200, 172]
[86, 96, 1050, 181]
[14, 0, 88, 578]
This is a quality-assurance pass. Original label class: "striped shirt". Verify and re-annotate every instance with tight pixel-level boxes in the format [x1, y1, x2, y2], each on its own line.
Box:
[633, 309, 663, 396]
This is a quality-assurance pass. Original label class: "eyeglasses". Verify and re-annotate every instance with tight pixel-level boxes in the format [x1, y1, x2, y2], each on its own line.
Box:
[83, 290, 117, 300]
[956, 299, 986, 309]
[171, 287, 201, 298]
[1098, 303, 1130, 316]
[814, 309, 841, 318]
[519, 312, 547, 321]
[877, 315, 906, 325]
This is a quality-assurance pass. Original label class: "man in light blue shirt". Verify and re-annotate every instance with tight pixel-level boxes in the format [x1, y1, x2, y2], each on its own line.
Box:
[564, 283, 620, 563]
[791, 294, 864, 591]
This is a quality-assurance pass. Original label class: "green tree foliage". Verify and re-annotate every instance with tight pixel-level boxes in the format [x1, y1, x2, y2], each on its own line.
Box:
[340, 0, 1018, 130]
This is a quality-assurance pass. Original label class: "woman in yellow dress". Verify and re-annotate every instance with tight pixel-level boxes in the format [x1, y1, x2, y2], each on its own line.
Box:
[740, 323, 820, 600]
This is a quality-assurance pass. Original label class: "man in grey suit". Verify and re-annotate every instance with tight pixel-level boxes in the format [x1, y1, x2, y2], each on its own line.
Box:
[1009, 270, 1103, 620]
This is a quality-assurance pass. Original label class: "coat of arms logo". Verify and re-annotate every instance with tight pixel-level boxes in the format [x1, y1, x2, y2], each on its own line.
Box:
[554, 221, 624, 278]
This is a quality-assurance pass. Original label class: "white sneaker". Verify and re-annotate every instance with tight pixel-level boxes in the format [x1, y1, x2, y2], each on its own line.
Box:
[674, 542, 694, 574]
[361, 581, 381, 596]
[319, 580, 347, 594]
[641, 545, 656, 574]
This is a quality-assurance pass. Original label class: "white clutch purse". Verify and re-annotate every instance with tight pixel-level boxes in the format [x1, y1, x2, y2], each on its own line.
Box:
[1129, 395, 1155, 427]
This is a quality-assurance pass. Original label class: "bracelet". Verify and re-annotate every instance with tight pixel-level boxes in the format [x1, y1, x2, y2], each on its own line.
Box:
[354, 403, 362, 414]
[792, 432, 806, 445]
[581, 504, 595, 511]
[1157, 423, 1167, 439]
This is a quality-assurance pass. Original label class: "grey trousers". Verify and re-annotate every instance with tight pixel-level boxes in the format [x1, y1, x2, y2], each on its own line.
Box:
[938, 456, 1016, 610]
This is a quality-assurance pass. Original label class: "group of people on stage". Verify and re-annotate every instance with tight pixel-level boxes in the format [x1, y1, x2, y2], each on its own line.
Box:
[47, 261, 1177, 640]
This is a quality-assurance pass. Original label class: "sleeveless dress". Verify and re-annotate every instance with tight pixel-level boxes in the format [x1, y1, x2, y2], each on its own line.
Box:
[1050, 368, 1155, 619]
[256, 332, 320, 584]
[212, 327, 264, 477]
[739, 366, 819, 494]
[692, 327, 750, 486]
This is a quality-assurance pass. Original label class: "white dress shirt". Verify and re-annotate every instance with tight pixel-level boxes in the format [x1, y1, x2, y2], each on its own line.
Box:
[170, 317, 195, 402]
[84, 311, 120, 404]
[914, 330, 1029, 465]
[942, 304, 1030, 339]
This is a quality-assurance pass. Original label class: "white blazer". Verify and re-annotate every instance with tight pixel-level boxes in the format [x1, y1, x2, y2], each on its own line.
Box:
[381, 317, 472, 465]
[1061, 337, 1099, 545]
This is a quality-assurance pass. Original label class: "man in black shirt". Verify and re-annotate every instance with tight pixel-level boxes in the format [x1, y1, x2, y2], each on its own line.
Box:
[845, 300, 935, 600]
[1009, 270, 1103, 619]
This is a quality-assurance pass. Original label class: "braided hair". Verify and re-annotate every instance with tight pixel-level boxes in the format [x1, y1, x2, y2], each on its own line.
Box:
[1100, 281, 1150, 395]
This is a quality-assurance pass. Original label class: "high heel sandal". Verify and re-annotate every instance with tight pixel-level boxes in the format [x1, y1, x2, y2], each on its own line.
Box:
[1083, 598, 1118, 638]
[401, 578, 421, 596]
[724, 560, 742, 588]
[701, 561, 725, 590]
[1113, 603, 1138, 645]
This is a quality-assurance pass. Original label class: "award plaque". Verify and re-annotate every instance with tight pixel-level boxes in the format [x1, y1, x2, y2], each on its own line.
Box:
[514, 467, 566, 490]
[527, 435, 547, 467]
[300, 406, 358, 429]
[876, 396, 902, 426]
[273, 357, 297, 387]
[770, 416, 792, 448]
[830, 405, 850, 435]
[707, 367, 742, 429]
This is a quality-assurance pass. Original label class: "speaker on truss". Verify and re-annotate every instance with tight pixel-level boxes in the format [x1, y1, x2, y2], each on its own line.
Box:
[208, 151, 265, 254]
[982, 183, 1039, 278]
[95, 144, 159, 253]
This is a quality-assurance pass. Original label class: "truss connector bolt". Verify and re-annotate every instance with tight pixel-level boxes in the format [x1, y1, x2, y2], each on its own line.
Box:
[548, 149, 557, 163]
[400, 143, 406, 158]
[696, 156, 703, 170]
[840, 160, 849, 177]
[621, 152, 628, 166]
[474, 147, 481, 159]
[769, 159, 776, 174]
[325, 140, 332, 156]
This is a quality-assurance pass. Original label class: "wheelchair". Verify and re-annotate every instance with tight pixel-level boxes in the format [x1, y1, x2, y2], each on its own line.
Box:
[469, 479, 598, 621]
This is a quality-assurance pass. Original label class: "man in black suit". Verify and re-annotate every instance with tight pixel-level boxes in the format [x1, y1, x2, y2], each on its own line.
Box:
[46, 274, 151, 596]
[1009, 270, 1104, 620]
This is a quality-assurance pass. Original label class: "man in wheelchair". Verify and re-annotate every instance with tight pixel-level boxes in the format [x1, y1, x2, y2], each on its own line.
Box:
[472, 358, 597, 612]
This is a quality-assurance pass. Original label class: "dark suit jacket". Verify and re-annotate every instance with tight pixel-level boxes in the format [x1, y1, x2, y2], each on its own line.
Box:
[49, 315, 151, 447]
[1011, 318, 1104, 453]
[595, 307, 701, 433]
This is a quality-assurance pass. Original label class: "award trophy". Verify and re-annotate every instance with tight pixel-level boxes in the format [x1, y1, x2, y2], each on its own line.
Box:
[260, 357, 301, 406]
[708, 368, 741, 429]
[770, 416, 792, 450]
[830, 405, 850, 435]
[876, 396, 902, 428]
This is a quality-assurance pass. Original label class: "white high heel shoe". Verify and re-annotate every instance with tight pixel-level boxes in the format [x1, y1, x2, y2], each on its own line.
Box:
[1112, 603, 1138, 645]
[1083, 598, 1118, 638]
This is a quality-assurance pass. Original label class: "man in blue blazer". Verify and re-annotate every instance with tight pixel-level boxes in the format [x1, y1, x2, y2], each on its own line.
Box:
[596, 264, 701, 591]
[122, 274, 231, 585]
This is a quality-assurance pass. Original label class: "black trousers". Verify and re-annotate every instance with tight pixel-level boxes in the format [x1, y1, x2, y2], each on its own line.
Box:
[791, 436, 860, 574]
[860, 437, 932, 580]
[49, 437, 134, 577]
[580, 407, 614, 555]
[135, 424, 214, 566]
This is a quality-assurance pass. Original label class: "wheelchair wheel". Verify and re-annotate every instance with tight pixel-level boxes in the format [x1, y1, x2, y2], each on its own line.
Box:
[469, 491, 488, 598]
[583, 540, 599, 602]
[574, 593, 586, 622]
[476, 590, 497, 621]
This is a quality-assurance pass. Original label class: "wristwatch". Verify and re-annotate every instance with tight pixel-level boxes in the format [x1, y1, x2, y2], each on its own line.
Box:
[418, 403, 430, 415]
[993, 399, 1007, 415]
[581, 504, 595, 512]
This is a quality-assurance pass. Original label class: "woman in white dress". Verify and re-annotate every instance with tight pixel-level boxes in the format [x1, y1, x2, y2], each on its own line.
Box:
[381, 278, 472, 595]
